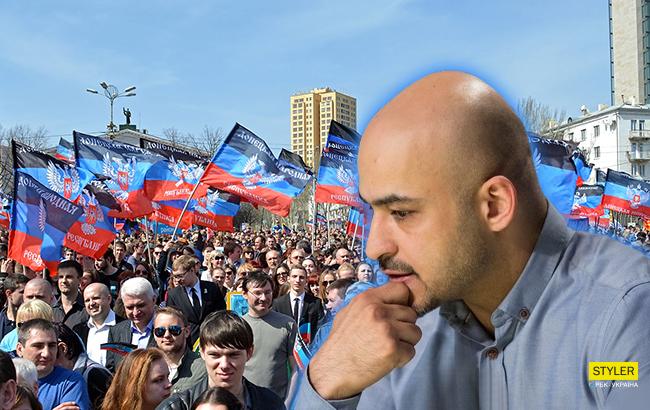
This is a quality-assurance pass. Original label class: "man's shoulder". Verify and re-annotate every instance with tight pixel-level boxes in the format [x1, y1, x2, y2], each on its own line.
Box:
[43, 366, 85, 385]
[265, 310, 296, 326]
[109, 319, 131, 336]
[158, 378, 208, 410]
[274, 294, 290, 304]
[245, 378, 286, 409]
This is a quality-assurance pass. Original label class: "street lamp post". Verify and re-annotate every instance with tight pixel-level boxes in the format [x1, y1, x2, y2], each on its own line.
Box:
[86, 82, 136, 132]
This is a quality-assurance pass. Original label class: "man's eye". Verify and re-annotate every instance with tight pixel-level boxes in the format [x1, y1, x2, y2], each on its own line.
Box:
[391, 210, 411, 219]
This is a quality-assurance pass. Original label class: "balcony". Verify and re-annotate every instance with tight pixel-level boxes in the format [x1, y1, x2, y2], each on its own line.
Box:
[628, 130, 650, 140]
[627, 151, 650, 161]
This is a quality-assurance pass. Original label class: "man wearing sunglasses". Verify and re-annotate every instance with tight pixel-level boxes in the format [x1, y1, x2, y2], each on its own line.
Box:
[153, 307, 207, 394]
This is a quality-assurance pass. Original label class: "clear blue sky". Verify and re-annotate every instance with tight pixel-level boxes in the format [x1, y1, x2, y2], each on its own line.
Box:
[0, 0, 610, 153]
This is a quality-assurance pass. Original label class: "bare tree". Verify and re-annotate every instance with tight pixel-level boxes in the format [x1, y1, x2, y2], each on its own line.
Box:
[0, 124, 49, 193]
[517, 97, 566, 139]
[162, 127, 184, 145]
[184, 125, 224, 157]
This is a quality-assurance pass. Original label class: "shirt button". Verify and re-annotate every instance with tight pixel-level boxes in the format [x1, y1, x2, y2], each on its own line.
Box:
[486, 347, 499, 360]
[519, 308, 530, 320]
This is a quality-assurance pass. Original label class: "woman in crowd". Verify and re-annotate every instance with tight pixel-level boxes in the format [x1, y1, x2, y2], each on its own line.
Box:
[318, 270, 337, 303]
[271, 264, 290, 298]
[191, 387, 243, 410]
[336, 263, 356, 280]
[12, 385, 41, 410]
[356, 262, 374, 283]
[102, 348, 171, 410]
[0, 299, 53, 352]
[241, 246, 255, 264]
[308, 277, 320, 299]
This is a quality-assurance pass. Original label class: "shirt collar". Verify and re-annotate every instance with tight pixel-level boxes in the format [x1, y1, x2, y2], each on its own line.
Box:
[87, 309, 117, 329]
[131, 317, 154, 334]
[186, 279, 201, 295]
[289, 290, 305, 302]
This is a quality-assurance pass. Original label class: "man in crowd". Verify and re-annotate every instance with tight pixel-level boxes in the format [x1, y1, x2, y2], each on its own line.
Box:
[210, 268, 227, 294]
[153, 307, 207, 394]
[167, 255, 226, 346]
[126, 241, 146, 268]
[253, 235, 266, 258]
[16, 318, 90, 410]
[112, 241, 133, 273]
[272, 266, 322, 341]
[53, 260, 87, 329]
[224, 241, 243, 269]
[265, 250, 281, 273]
[158, 311, 285, 409]
[23, 278, 54, 304]
[94, 250, 120, 300]
[242, 272, 297, 399]
[0, 274, 28, 338]
[288, 249, 306, 269]
[330, 247, 352, 269]
[73, 283, 122, 366]
[298, 71, 650, 408]
[105, 277, 157, 372]
[0, 351, 16, 410]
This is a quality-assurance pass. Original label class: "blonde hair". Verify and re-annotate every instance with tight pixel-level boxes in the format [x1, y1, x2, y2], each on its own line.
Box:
[16, 299, 53, 323]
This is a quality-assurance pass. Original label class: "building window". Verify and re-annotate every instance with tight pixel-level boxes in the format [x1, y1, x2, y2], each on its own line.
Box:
[594, 146, 600, 159]
[594, 125, 600, 137]
[568, 132, 574, 141]
[632, 163, 638, 175]
[580, 129, 586, 141]
[640, 120, 645, 130]
[640, 164, 646, 176]
[631, 120, 638, 130]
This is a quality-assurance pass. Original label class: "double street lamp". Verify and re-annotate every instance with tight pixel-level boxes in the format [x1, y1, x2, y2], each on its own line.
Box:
[86, 82, 136, 132]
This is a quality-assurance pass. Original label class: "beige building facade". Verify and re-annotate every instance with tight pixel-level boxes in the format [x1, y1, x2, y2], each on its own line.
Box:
[290, 87, 356, 168]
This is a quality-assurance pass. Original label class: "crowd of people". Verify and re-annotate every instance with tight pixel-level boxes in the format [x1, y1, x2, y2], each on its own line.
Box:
[0, 225, 374, 410]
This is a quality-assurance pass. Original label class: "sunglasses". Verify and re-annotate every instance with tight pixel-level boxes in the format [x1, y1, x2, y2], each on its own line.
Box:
[322, 280, 334, 286]
[214, 256, 225, 260]
[154, 325, 183, 337]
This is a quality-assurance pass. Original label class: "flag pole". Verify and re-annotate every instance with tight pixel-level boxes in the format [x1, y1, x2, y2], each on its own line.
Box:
[311, 178, 316, 251]
[350, 208, 360, 250]
[361, 212, 365, 261]
[326, 204, 330, 246]
[144, 216, 153, 265]
[171, 181, 203, 242]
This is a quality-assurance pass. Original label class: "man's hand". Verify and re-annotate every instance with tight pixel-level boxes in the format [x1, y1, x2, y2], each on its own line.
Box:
[308, 282, 422, 400]
[53, 402, 80, 410]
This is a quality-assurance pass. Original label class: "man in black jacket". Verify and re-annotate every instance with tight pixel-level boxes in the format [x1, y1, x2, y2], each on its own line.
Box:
[272, 266, 323, 341]
[166, 255, 226, 346]
[158, 311, 285, 410]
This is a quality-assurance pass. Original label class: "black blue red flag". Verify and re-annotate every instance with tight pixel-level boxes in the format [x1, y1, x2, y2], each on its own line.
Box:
[323, 120, 361, 153]
[193, 190, 239, 232]
[13, 141, 94, 202]
[150, 199, 197, 230]
[528, 134, 577, 215]
[601, 169, 650, 219]
[569, 185, 604, 219]
[74, 131, 164, 218]
[0, 193, 11, 230]
[55, 137, 75, 163]
[201, 123, 307, 217]
[63, 181, 120, 259]
[8, 172, 83, 274]
[278, 149, 311, 173]
[315, 147, 361, 207]
[141, 139, 208, 202]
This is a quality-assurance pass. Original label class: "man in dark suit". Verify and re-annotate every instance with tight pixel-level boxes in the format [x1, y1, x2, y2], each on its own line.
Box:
[167, 255, 226, 346]
[105, 277, 157, 372]
[272, 265, 323, 341]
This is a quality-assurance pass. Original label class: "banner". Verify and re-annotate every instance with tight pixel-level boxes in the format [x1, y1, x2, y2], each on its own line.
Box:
[193, 190, 239, 232]
[149, 199, 196, 230]
[55, 137, 75, 163]
[570, 185, 604, 219]
[141, 139, 208, 201]
[315, 148, 361, 207]
[9, 172, 83, 274]
[601, 169, 650, 218]
[13, 141, 94, 202]
[74, 131, 164, 218]
[201, 123, 308, 216]
[528, 134, 577, 215]
[63, 181, 120, 259]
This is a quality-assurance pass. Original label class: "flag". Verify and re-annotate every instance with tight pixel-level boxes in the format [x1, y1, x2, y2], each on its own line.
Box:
[282, 224, 291, 234]
[148, 220, 183, 236]
[55, 137, 75, 163]
[74, 131, 164, 218]
[8, 172, 83, 274]
[13, 141, 95, 202]
[193, 190, 239, 232]
[141, 139, 208, 202]
[298, 322, 311, 344]
[293, 323, 312, 371]
[323, 120, 361, 153]
[149, 199, 197, 230]
[201, 123, 308, 216]
[601, 169, 650, 218]
[571, 151, 592, 186]
[63, 181, 120, 259]
[346, 208, 366, 238]
[528, 134, 577, 215]
[278, 148, 311, 173]
[0, 192, 11, 230]
[315, 147, 362, 207]
[569, 185, 604, 219]
[100, 342, 137, 356]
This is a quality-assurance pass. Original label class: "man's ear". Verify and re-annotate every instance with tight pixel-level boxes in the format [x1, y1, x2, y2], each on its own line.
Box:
[15, 342, 24, 358]
[246, 346, 254, 361]
[0, 379, 16, 410]
[477, 175, 517, 233]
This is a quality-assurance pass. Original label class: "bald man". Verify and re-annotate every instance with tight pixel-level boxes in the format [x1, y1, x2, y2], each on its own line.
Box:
[73, 283, 123, 366]
[298, 72, 650, 409]
[22, 279, 64, 323]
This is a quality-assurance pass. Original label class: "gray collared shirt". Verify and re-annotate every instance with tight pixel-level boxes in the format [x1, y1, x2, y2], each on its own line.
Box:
[296, 206, 650, 409]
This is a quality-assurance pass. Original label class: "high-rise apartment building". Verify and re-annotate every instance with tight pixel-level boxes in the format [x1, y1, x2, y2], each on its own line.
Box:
[609, 0, 650, 105]
[290, 87, 356, 168]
